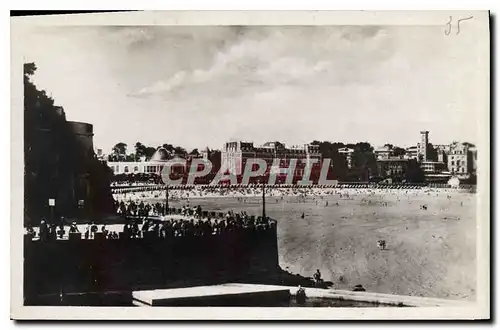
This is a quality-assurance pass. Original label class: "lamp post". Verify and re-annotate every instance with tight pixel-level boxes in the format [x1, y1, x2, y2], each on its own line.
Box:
[78, 199, 85, 220]
[261, 178, 266, 220]
[165, 184, 169, 215]
[48, 198, 56, 224]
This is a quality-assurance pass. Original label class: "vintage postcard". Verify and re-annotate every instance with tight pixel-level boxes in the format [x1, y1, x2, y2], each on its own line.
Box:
[10, 10, 490, 320]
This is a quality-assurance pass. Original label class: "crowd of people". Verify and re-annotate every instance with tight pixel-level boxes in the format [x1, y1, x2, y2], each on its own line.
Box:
[26, 205, 276, 241]
[25, 217, 121, 241]
[119, 210, 275, 239]
[112, 183, 470, 206]
[114, 199, 208, 218]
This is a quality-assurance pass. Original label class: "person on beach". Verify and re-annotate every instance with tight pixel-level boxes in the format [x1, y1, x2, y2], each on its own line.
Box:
[57, 224, 65, 239]
[314, 269, 322, 287]
[39, 219, 48, 241]
[90, 222, 98, 238]
[26, 224, 36, 238]
[84, 222, 91, 239]
[101, 224, 109, 237]
[296, 285, 307, 305]
[69, 222, 79, 233]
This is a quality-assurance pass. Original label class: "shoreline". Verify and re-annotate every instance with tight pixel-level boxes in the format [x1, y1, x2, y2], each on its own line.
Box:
[112, 187, 476, 202]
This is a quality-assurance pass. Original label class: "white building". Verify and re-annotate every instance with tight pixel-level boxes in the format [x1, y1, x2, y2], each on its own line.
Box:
[405, 146, 419, 160]
[107, 147, 185, 175]
[446, 142, 474, 178]
[374, 145, 392, 160]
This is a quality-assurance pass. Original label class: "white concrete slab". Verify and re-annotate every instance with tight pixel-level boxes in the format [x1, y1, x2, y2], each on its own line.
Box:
[133, 283, 290, 306]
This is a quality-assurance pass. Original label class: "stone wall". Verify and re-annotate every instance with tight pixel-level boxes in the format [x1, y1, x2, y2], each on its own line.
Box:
[23, 227, 279, 305]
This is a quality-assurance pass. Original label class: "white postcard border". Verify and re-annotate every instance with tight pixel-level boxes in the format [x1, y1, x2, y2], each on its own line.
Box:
[10, 10, 490, 320]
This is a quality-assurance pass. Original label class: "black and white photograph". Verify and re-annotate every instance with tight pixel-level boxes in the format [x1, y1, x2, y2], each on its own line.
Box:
[10, 11, 490, 320]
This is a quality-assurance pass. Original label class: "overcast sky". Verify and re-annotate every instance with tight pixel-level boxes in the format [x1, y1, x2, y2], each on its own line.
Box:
[21, 25, 482, 153]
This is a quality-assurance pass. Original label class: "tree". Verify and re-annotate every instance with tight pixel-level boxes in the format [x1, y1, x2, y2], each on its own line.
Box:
[189, 148, 200, 157]
[133, 142, 158, 161]
[162, 144, 175, 154]
[308, 141, 348, 180]
[426, 143, 438, 162]
[24, 62, 37, 76]
[174, 146, 187, 157]
[350, 150, 376, 181]
[209, 149, 221, 167]
[308, 141, 374, 181]
[384, 143, 394, 149]
[392, 147, 406, 157]
[135, 142, 146, 159]
[354, 142, 373, 153]
[24, 62, 115, 223]
[405, 160, 425, 183]
[331, 142, 345, 150]
[112, 142, 127, 156]
[344, 142, 375, 181]
[144, 146, 157, 160]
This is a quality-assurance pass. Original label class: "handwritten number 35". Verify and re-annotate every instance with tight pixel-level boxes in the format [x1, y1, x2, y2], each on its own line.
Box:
[445, 16, 474, 35]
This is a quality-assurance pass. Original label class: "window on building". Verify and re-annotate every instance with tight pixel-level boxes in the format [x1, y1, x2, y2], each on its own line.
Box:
[124, 166, 129, 173]
[134, 166, 139, 172]
[451, 161, 454, 165]
[456, 160, 460, 166]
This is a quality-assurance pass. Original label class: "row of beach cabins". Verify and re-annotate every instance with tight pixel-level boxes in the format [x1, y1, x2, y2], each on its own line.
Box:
[110, 182, 476, 194]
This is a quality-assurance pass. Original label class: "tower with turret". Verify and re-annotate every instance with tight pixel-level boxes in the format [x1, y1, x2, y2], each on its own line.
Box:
[418, 131, 429, 162]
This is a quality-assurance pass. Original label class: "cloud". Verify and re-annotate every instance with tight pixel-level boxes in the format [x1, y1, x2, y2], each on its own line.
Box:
[134, 71, 189, 95]
[128, 26, 393, 99]
[20, 25, 481, 151]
